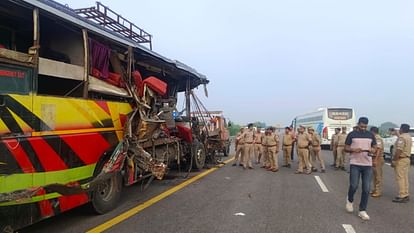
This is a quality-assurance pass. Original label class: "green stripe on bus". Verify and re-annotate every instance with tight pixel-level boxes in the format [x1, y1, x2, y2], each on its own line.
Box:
[0, 164, 96, 194]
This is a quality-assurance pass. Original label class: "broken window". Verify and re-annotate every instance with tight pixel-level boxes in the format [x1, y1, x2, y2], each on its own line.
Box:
[0, 2, 33, 53]
[37, 14, 85, 97]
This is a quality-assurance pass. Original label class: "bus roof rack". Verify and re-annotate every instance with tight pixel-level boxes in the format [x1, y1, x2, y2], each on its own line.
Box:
[74, 2, 152, 50]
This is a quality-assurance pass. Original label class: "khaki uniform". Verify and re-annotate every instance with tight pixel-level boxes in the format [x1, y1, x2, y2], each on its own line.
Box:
[336, 133, 347, 168]
[264, 132, 280, 170]
[310, 133, 325, 170]
[394, 133, 412, 198]
[372, 134, 384, 195]
[243, 129, 255, 168]
[297, 133, 311, 173]
[234, 132, 245, 165]
[262, 135, 270, 167]
[331, 133, 339, 165]
[254, 132, 263, 163]
[283, 132, 294, 166]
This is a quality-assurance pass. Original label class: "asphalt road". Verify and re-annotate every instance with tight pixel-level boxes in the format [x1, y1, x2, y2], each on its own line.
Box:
[21, 148, 414, 233]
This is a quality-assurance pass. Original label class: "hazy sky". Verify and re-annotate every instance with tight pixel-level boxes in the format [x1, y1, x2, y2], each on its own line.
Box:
[64, 0, 414, 126]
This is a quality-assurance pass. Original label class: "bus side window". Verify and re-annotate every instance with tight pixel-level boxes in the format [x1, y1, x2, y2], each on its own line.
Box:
[37, 14, 85, 98]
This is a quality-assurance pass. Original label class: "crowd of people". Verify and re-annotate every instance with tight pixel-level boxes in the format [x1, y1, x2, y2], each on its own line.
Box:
[232, 117, 412, 221]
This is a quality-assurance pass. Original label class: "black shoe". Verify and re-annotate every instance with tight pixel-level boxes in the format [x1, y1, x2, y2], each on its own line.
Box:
[321, 169, 326, 173]
[312, 168, 318, 172]
[232, 163, 237, 167]
[393, 196, 410, 203]
[239, 164, 243, 167]
[248, 167, 254, 170]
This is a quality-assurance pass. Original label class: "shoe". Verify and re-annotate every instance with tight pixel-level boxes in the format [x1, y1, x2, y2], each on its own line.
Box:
[232, 163, 237, 167]
[287, 164, 291, 168]
[393, 196, 410, 203]
[271, 169, 279, 172]
[260, 166, 266, 168]
[305, 171, 312, 175]
[282, 165, 288, 168]
[371, 193, 382, 198]
[294, 171, 303, 174]
[358, 211, 370, 221]
[369, 191, 374, 194]
[248, 167, 253, 170]
[346, 198, 354, 213]
[321, 169, 326, 173]
[312, 167, 318, 172]
[239, 164, 243, 167]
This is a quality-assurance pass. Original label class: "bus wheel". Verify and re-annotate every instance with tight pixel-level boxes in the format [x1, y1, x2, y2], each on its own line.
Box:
[192, 141, 206, 170]
[91, 172, 122, 214]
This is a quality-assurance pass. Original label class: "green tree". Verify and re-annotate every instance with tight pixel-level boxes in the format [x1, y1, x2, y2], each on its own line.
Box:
[253, 121, 266, 129]
[228, 121, 242, 136]
[379, 122, 398, 136]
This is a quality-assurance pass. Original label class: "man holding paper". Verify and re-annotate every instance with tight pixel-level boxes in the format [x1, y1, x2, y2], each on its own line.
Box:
[344, 117, 377, 221]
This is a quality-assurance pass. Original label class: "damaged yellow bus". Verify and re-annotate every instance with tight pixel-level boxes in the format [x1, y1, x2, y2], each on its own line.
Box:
[0, 0, 208, 231]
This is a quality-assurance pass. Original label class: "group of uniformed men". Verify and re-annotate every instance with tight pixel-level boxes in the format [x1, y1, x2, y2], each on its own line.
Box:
[232, 123, 326, 174]
[233, 121, 412, 208]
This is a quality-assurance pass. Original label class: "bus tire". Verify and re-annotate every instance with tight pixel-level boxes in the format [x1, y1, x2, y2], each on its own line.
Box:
[91, 171, 122, 214]
[192, 141, 206, 170]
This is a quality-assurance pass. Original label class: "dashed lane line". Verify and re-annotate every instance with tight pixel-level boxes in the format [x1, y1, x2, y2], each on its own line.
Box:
[342, 224, 356, 233]
[314, 175, 329, 193]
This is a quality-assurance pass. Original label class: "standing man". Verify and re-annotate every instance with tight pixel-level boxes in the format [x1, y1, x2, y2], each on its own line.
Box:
[261, 128, 270, 169]
[345, 117, 377, 221]
[336, 127, 348, 171]
[232, 128, 245, 166]
[290, 125, 296, 161]
[254, 128, 263, 164]
[391, 124, 412, 203]
[331, 128, 341, 167]
[295, 126, 312, 174]
[264, 127, 280, 172]
[370, 127, 384, 198]
[282, 127, 294, 168]
[243, 123, 255, 170]
[308, 127, 326, 173]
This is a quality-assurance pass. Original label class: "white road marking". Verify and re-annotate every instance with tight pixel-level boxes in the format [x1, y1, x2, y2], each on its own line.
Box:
[234, 213, 246, 216]
[342, 224, 356, 233]
[385, 163, 391, 166]
[314, 176, 329, 193]
[225, 177, 231, 180]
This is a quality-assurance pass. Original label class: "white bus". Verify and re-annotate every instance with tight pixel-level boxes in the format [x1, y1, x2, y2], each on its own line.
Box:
[292, 107, 356, 147]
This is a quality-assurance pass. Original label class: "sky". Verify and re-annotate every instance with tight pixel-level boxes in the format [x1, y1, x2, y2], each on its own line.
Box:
[63, 0, 414, 127]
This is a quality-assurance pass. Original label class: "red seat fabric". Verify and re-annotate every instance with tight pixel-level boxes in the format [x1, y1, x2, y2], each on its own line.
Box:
[143, 76, 167, 96]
